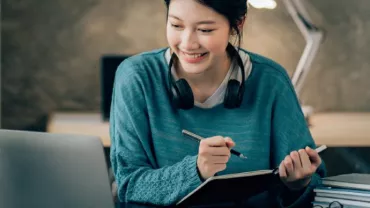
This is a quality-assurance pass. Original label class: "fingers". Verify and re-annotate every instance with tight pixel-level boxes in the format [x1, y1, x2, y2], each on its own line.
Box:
[281, 149, 318, 179]
[290, 151, 302, 170]
[279, 148, 320, 190]
[283, 151, 310, 179]
[284, 155, 294, 176]
[200, 136, 234, 156]
[199, 141, 231, 157]
[298, 149, 311, 172]
[203, 136, 235, 147]
[224, 137, 235, 149]
[204, 136, 227, 147]
[213, 164, 227, 172]
[305, 146, 322, 168]
[208, 147, 231, 157]
[197, 136, 234, 180]
[209, 156, 230, 164]
[279, 161, 287, 180]
[198, 154, 229, 164]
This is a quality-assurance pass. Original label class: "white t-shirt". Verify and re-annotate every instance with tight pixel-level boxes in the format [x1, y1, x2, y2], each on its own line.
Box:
[165, 48, 253, 108]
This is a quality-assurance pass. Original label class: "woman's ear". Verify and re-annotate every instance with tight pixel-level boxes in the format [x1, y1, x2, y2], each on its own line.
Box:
[237, 16, 246, 31]
[230, 16, 247, 36]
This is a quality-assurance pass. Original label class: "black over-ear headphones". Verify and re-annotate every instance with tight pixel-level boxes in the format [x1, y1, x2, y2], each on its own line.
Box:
[168, 43, 246, 110]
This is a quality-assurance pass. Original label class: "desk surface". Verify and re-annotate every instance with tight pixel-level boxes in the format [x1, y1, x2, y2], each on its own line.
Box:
[47, 113, 111, 147]
[309, 112, 370, 147]
[47, 112, 370, 147]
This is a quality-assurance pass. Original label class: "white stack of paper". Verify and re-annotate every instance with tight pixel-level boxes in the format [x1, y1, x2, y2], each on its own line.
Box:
[312, 174, 370, 208]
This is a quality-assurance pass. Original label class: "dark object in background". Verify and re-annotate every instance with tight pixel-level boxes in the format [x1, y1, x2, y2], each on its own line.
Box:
[101, 55, 131, 121]
[24, 114, 49, 132]
[320, 147, 370, 177]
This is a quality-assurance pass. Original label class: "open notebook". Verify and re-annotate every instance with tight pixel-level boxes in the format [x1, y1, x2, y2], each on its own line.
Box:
[176, 169, 279, 207]
[176, 145, 327, 207]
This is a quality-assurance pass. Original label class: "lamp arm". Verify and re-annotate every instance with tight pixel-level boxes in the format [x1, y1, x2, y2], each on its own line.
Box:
[282, 0, 324, 96]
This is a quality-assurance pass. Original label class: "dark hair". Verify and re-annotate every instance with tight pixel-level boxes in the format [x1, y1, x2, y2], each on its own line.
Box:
[163, 0, 248, 48]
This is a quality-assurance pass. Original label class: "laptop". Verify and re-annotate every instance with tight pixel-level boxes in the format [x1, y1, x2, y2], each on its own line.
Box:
[0, 129, 115, 208]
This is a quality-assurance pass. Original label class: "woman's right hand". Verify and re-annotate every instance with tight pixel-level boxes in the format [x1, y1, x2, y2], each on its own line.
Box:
[197, 136, 235, 180]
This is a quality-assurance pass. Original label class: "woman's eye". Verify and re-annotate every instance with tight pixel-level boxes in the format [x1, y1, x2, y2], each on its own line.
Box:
[171, 24, 182, 29]
[199, 29, 214, 33]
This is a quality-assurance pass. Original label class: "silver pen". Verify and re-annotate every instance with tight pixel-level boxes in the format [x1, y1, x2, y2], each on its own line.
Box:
[182, 129, 247, 159]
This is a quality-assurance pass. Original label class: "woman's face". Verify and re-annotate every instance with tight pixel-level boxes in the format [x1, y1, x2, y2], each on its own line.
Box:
[166, 0, 231, 75]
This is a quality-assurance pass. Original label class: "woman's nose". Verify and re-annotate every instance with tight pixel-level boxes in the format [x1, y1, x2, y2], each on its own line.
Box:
[180, 30, 200, 51]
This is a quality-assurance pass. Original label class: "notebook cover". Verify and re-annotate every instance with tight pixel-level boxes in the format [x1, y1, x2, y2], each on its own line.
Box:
[176, 170, 279, 207]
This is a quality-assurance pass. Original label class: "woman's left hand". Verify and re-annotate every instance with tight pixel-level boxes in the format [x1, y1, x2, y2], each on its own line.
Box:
[279, 146, 322, 191]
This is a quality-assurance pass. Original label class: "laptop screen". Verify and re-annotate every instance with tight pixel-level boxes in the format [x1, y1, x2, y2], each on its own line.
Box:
[0, 130, 115, 208]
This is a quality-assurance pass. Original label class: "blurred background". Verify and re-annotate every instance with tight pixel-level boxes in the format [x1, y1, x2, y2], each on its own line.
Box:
[1, 0, 370, 176]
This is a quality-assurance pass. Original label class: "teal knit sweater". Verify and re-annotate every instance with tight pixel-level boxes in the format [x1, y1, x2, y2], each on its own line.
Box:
[109, 48, 326, 207]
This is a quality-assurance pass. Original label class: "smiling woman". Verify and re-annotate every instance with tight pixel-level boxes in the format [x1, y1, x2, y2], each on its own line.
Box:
[164, 0, 247, 105]
[166, 0, 235, 74]
[109, 0, 326, 207]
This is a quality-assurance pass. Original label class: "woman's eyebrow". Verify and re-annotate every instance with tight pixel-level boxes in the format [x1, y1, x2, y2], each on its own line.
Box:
[196, 20, 216, 25]
[168, 14, 216, 24]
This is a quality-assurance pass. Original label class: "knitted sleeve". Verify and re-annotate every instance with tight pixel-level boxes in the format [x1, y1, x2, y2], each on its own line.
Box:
[270, 67, 326, 208]
[109, 59, 202, 206]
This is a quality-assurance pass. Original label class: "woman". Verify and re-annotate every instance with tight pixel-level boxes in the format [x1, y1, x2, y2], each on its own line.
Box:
[110, 0, 326, 207]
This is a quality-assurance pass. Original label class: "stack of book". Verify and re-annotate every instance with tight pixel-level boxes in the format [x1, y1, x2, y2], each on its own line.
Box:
[312, 173, 370, 208]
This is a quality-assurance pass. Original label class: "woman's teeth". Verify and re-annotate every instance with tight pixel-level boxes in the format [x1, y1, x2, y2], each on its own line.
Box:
[183, 52, 206, 58]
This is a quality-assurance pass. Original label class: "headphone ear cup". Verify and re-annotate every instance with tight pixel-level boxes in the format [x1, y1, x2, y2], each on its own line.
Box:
[224, 79, 242, 109]
[173, 79, 194, 110]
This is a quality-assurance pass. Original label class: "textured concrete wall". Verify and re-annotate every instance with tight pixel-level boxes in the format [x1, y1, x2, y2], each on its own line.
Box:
[295, 0, 370, 112]
[243, 0, 370, 111]
[2, 0, 370, 129]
